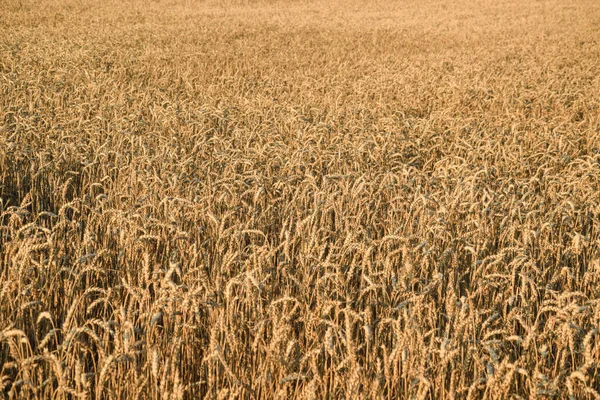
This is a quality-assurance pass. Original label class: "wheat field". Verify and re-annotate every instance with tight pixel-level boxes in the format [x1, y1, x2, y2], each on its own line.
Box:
[1, 0, 600, 398]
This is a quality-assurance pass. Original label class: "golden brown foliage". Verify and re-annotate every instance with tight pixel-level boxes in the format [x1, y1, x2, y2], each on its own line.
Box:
[1, 0, 600, 398]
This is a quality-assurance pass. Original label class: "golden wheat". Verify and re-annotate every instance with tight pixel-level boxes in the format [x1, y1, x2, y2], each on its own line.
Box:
[2, 0, 600, 398]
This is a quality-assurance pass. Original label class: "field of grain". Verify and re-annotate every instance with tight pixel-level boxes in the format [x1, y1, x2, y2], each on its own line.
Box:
[1, 0, 600, 398]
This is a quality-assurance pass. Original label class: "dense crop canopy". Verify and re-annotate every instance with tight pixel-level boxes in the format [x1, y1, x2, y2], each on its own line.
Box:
[1, 0, 600, 398]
